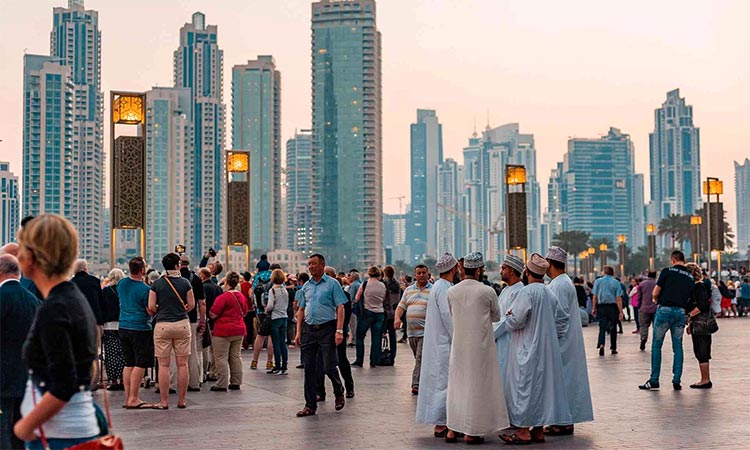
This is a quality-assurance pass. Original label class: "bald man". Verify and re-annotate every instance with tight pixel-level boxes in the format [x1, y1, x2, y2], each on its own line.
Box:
[0, 243, 42, 299]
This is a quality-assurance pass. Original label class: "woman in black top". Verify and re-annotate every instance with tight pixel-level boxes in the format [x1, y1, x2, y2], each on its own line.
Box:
[14, 215, 100, 449]
[685, 263, 713, 389]
[101, 268, 126, 391]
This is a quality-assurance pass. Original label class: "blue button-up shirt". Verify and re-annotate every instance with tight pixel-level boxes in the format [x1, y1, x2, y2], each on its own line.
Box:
[297, 274, 348, 325]
[592, 275, 623, 304]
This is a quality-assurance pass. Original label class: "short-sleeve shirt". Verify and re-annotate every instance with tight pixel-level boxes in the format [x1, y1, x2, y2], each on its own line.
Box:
[297, 274, 348, 325]
[362, 279, 386, 313]
[150, 275, 192, 323]
[210, 291, 248, 337]
[739, 282, 750, 299]
[398, 282, 432, 337]
[592, 275, 623, 304]
[656, 265, 694, 310]
[118, 278, 152, 331]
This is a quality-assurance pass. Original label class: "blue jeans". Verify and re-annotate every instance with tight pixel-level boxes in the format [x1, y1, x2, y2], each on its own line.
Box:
[355, 310, 384, 365]
[26, 436, 98, 450]
[650, 306, 687, 384]
[270, 318, 288, 370]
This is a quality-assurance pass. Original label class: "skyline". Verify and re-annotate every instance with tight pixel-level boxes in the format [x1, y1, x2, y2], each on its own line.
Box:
[1, 1, 748, 246]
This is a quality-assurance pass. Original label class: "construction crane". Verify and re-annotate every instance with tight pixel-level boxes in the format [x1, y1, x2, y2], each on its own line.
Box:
[438, 203, 503, 262]
[389, 195, 406, 215]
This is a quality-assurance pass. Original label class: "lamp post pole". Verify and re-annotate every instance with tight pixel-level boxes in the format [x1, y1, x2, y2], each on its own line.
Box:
[599, 244, 608, 273]
[617, 235, 626, 279]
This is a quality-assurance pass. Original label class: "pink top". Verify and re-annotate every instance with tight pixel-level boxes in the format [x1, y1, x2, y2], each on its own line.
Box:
[630, 285, 640, 308]
[210, 291, 248, 337]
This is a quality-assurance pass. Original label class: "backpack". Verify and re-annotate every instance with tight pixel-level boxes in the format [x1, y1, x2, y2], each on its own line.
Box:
[383, 279, 402, 320]
[253, 271, 273, 312]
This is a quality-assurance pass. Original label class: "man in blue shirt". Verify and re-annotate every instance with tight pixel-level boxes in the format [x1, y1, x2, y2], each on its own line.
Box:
[294, 254, 347, 417]
[592, 266, 624, 356]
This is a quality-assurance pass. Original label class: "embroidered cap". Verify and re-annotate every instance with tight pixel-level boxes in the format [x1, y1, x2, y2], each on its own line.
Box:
[545, 246, 568, 264]
[435, 252, 458, 273]
[462, 251, 485, 269]
[502, 254, 525, 274]
[526, 252, 549, 275]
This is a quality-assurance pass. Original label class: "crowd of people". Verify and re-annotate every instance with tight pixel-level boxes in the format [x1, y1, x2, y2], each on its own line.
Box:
[0, 213, 742, 448]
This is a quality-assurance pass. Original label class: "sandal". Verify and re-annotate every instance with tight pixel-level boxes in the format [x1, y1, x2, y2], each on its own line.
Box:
[499, 432, 532, 445]
[178, 402, 187, 409]
[434, 428, 448, 438]
[126, 401, 154, 410]
[543, 425, 574, 436]
[152, 403, 169, 410]
[250, 360, 258, 370]
[465, 436, 485, 445]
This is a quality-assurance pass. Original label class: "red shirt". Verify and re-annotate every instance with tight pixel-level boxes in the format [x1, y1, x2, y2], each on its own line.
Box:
[210, 291, 248, 337]
[240, 281, 255, 311]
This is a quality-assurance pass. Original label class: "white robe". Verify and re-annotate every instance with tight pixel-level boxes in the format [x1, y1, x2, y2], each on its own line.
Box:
[446, 279, 507, 435]
[416, 278, 453, 426]
[548, 274, 594, 424]
[505, 282, 572, 428]
[493, 281, 525, 396]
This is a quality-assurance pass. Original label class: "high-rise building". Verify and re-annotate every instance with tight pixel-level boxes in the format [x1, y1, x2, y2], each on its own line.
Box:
[735, 158, 750, 257]
[408, 109, 443, 258]
[144, 87, 193, 266]
[564, 127, 645, 245]
[648, 89, 701, 224]
[311, 0, 382, 268]
[51, 0, 104, 264]
[0, 162, 20, 245]
[437, 158, 466, 257]
[232, 56, 282, 252]
[543, 161, 567, 246]
[286, 130, 313, 255]
[174, 12, 226, 264]
[462, 133, 485, 253]
[22, 55, 73, 219]
[382, 213, 408, 263]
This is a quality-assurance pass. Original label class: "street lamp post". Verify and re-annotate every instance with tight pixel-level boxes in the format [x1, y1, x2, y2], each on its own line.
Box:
[690, 215, 703, 264]
[226, 150, 251, 271]
[587, 247, 595, 281]
[647, 224, 656, 271]
[505, 165, 528, 262]
[617, 235, 627, 279]
[599, 244, 608, 273]
[703, 178, 724, 281]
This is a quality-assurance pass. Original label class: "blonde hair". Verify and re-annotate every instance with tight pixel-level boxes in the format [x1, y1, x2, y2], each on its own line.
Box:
[685, 263, 702, 281]
[271, 268, 286, 285]
[106, 268, 126, 286]
[18, 214, 78, 277]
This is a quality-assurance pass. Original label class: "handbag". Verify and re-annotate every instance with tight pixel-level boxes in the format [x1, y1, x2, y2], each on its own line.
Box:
[31, 377, 124, 450]
[691, 310, 719, 335]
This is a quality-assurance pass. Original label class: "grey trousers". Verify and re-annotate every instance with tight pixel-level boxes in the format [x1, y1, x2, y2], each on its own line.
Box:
[408, 336, 424, 388]
[640, 310, 656, 343]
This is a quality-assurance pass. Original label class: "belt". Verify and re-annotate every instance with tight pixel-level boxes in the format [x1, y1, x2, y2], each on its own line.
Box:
[305, 320, 336, 331]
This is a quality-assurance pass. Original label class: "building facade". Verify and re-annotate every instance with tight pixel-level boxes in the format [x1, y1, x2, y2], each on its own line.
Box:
[232, 56, 282, 252]
[382, 213, 409, 264]
[543, 161, 567, 247]
[736, 158, 750, 257]
[286, 130, 313, 255]
[311, 0, 382, 268]
[648, 89, 701, 223]
[174, 12, 226, 264]
[0, 162, 20, 245]
[437, 158, 466, 258]
[51, 0, 104, 265]
[408, 109, 443, 259]
[144, 87, 193, 266]
[564, 127, 645, 246]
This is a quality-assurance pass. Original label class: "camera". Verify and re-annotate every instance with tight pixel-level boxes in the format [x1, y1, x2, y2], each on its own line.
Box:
[208, 248, 217, 257]
[175, 244, 185, 254]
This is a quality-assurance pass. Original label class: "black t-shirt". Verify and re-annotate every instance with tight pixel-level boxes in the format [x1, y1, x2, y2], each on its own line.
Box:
[575, 285, 588, 308]
[181, 268, 205, 323]
[656, 265, 694, 310]
[151, 275, 192, 323]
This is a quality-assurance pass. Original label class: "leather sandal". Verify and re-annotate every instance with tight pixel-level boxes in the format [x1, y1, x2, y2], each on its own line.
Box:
[296, 407, 316, 417]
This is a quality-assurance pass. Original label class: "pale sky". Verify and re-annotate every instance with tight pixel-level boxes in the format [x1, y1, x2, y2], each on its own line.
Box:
[1, 0, 748, 241]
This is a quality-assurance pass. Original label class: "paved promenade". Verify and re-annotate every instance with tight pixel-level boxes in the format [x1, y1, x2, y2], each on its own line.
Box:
[106, 318, 750, 449]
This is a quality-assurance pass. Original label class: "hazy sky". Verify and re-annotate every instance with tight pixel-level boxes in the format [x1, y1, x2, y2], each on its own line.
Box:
[1, 0, 748, 240]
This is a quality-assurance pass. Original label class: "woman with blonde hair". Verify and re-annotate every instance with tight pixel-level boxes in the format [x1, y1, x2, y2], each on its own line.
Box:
[685, 263, 715, 389]
[353, 266, 387, 367]
[13, 215, 101, 449]
[101, 268, 126, 391]
[265, 269, 290, 375]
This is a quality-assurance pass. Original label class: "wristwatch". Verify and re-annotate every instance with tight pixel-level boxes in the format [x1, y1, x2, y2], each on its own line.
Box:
[336, 329, 344, 334]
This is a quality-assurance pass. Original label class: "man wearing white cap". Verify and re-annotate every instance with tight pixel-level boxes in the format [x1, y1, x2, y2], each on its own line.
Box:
[446, 252, 507, 445]
[416, 253, 458, 439]
[492, 254, 525, 398]
[500, 253, 571, 445]
[544, 247, 594, 436]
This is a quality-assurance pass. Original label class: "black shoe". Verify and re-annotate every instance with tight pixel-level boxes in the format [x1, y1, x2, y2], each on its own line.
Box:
[640, 340, 646, 351]
[598, 346, 604, 356]
[107, 383, 124, 391]
[267, 368, 280, 375]
[611, 349, 618, 355]
[370, 363, 377, 368]
[689, 381, 712, 389]
[228, 384, 241, 390]
[295, 364, 305, 369]
[351, 362, 363, 368]
[210, 386, 228, 392]
[187, 387, 201, 392]
[346, 391, 355, 399]
[638, 380, 660, 390]
[673, 382, 682, 391]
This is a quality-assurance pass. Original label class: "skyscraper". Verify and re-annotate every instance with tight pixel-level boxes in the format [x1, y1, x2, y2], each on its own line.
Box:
[437, 158, 466, 257]
[51, 0, 104, 264]
[286, 130, 313, 254]
[311, 0, 382, 268]
[408, 109, 443, 259]
[174, 12, 226, 263]
[144, 87, 193, 266]
[22, 54, 73, 219]
[543, 161, 567, 246]
[564, 128, 645, 245]
[0, 162, 20, 245]
[648, 89, 701, 223]
[232, 56, 282, 252]
[735, 158, 750, 257]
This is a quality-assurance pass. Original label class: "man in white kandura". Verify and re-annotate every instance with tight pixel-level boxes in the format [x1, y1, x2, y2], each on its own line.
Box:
[446, 252, 507, 445]
[545, 246, 594, 436]
[416, 253, 458, 440]
[493, 254, 525, 396]
[501, 253, 571, 445]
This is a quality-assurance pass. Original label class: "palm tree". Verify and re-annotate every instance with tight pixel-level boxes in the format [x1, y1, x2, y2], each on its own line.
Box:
[551, 230, 591, 276]
[658, 214, 691, 249]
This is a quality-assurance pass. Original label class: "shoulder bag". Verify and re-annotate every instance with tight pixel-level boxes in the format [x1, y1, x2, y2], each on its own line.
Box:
[690, 309, 718, 335]
[259, 289, 274, 336]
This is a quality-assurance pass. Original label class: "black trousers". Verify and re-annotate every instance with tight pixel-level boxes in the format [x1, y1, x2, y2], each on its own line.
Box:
[318, 332, 354, 396]
[597, 304, 620, 350]
[0, 397, 24, 450]
[301, 321, 343, 409]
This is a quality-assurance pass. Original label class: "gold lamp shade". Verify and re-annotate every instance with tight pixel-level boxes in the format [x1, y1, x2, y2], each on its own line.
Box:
[617, 234, 627, 243]
[646, 224, 656, 234]
[112, 94, 144, 124]
[702, 179, 723, 195]
[227, 152, 249, 172]
[690, 215, 703, 225]
[599, 243, 608, 251]
[506, 165, 527, 185]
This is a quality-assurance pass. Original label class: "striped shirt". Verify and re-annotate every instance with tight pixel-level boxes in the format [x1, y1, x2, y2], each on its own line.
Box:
[398, 282, 432, 338]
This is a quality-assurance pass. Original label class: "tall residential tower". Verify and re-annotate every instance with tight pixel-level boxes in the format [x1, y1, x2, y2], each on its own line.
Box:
[0, 162, 20, 245]
[736, 158, 750, 257]
[286, 130, 313, 255]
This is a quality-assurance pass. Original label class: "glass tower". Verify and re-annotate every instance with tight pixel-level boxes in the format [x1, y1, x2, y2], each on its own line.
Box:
[311, 0, 382, 268]
[736, 158, 750, 258]
[1, 162, 20, 246]
[286, 130, 313, 254]
[51, 0, 104, 265]
[232, 56, 282, 252]
[174, 12, 226, 264]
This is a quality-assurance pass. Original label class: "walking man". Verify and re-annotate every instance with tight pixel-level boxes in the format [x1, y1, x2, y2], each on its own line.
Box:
[393, 264, 431, 395]
[416, 253, 457, 439]
[637, 271, 658, 351]
[294, 254, 347, 417]
[592, 266, 624, 355]
[639, 251, 694, 391]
